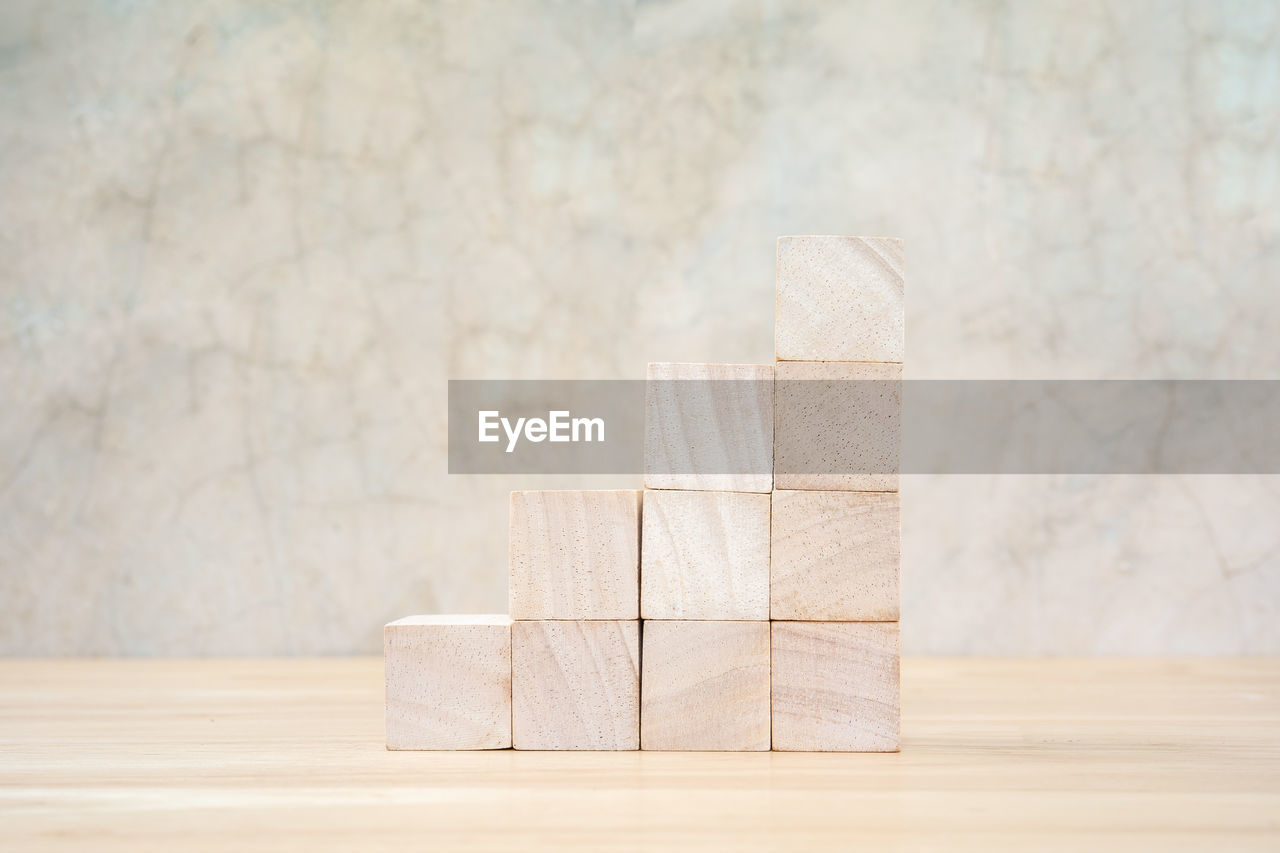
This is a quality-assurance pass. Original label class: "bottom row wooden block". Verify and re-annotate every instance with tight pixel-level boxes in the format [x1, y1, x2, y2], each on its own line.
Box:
[771, 621, 900, 752]
[642, 620, 771, 751]
[513, 620, 640, 750]
[386, 617, 899, 752]
[384, 615, 513, 750]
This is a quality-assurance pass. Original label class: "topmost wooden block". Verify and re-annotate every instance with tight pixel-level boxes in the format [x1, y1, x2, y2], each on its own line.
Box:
[775, 236, 904, 363]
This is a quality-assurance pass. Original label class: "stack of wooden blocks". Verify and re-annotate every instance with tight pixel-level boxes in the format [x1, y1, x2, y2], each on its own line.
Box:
[386, 236, 903, 752]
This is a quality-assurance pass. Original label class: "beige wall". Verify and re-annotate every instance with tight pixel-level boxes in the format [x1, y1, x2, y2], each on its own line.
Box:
[2, 0, 1278, 655]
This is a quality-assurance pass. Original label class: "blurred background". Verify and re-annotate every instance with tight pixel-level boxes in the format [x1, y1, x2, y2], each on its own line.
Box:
[2, 0, 1278, 656]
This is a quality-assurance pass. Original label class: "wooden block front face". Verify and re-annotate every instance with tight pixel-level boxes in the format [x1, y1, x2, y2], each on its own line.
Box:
[512, 620, 640, 750]
[774, 361, 901, 492]
[384, 615, 512, 750]
[775, 236, 904, 363]
[640, 490, 770, 620]
[641, 621, 771, 751]
[771, 490, 900, 621]
[771, 621, 900, 752]
[509, 490, 641, 620]
[644, 363, 774, 493]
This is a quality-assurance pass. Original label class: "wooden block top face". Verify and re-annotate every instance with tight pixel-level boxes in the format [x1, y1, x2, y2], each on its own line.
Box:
[387, 615, 512, 627]
[771, 621, 900, 752]
[771, 490, 900, 621]
[774, 360, 901, 492]
[641, 621, 771, 751]
[644, 363, 774, 493]
[384, 618, 512, 750]
[512, 620, 640, 750]
[775, 236, 904, 363]
[641, 490, 770, 620]
[509, 490, 641, 620]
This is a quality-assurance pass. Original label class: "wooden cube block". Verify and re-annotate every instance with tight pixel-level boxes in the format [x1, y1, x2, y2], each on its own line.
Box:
[774, 360, 901, 492]
[771, 490, 900, 621]
[509, 490, 641, 620]
[771, 621, 900, 752]
[775, 236, 904, 363]
[644, 362, 773, 493]
[641, 490, 770, 620]
[641, 621, 771, 751]
[384, 615, 512, 750]
[512, 620, 640, 750]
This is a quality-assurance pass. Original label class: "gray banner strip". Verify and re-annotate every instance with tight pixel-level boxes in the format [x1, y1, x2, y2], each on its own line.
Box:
[448, 380, 1280, 474]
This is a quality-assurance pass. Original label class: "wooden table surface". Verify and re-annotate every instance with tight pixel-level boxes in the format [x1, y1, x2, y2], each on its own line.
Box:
[2, 658, 1277, 851]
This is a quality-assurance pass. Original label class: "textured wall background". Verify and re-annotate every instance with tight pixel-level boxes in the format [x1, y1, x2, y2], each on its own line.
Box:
[2, 0, 1278, 655]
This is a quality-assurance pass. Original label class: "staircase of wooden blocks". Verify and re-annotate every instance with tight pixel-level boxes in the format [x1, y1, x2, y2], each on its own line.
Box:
[385, 235, 903, 752]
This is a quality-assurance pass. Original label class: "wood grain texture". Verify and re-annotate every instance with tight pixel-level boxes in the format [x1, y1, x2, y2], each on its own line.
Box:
[644, 362, 774, 493]
[641, 620, 771, 751]
[640, 490, 770, 620]
[2, 659, 1278, 850]
[772, 621, 900, 752]
[771, 489, 900, 621]
[775, 235, 904, 363]
[384, 615, 512, 750]
[508, 490, 641, 620]
[512, 620, 640, 750]
[774, 360, 901, 492]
